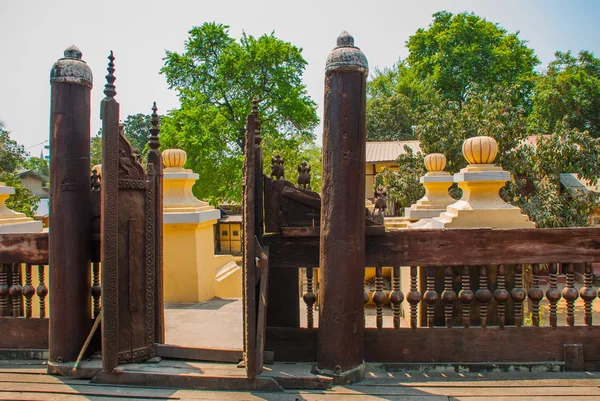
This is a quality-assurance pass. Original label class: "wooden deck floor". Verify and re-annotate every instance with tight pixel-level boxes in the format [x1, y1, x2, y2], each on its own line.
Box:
[2, 360, 600, 400]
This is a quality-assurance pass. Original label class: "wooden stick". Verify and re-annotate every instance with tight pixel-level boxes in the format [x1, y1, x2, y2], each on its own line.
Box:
[72, 314, 102, 372]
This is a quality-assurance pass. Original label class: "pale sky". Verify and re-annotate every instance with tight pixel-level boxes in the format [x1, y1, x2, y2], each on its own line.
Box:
[1, 0, 599, 156]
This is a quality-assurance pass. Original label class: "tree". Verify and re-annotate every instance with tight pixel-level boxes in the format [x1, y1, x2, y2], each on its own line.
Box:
[24, 157, 49, 179]
[406, 11, 539, 109]
[160, 22, 319, 203]
[0, 126, 38, 217]
[122, 113, 152, 153]
[0, 126, 27, 173]
[386, 87, 600, 227]
[529, 50, 600, 138]
[90, 112, 155, 167]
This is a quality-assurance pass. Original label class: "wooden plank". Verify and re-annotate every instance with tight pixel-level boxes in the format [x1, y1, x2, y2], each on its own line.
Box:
[92, 370, 284, 392]
[266, 228, 600, 269]
[154, 344, 242, 363]
[281, 226, 384, 237]
[255, 244, 269, 375]
[267, 326, 600, 364]
[0, 234, 48, 264]
[0, 318, 48, 349]
[266, 327, 318, 362]
[364, 326, 600, 363]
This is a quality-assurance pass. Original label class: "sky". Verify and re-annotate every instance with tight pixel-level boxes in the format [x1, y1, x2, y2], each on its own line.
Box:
[1, 0, 600, 157]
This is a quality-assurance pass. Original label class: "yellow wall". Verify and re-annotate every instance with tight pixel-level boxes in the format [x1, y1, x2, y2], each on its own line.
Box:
[163, 218, 238, 303]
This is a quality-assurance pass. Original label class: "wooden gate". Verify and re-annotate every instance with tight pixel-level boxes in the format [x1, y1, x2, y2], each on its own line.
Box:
[100, 53, 163, 371]
[242, 104, 269, 379]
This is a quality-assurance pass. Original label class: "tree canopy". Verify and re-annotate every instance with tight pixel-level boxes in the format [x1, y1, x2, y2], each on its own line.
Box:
[406, 11, 539, 108]
[160, 22, 319, 204]
[0, 126, 38, 217]
[529, 50, 600, 138]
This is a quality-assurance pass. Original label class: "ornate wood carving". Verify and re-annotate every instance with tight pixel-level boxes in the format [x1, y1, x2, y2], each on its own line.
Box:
[475, 265, 492, 328]
[100, 52, 160, 371]
[390, 266, 403, 329]
[528, 264, 543, 327]
[546, 263, 561, 328]
[562, 263, 579, 327]
[441, 266, 457, 328]
[459, 266, 473, 328]
[493, 265, 508, 328]
[580, 263, 596, 326]
[407, 266, 421, 329]
[511, 264, 526, 327]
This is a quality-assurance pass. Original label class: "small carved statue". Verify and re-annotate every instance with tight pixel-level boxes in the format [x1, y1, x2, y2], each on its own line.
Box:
[297, 161, 311, 190]
[90, 168, 101, 191]
[374, 185, 387, 224]
[271, 154, 285, 180]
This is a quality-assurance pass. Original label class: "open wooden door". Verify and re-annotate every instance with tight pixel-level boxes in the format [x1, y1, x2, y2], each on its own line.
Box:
[242, 107, 269, 379]
[100, 54, 161, 371]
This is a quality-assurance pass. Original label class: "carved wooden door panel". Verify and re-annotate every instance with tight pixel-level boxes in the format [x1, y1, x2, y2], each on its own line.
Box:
[100, 57, 157, 371]
[242, 110, 269, 379]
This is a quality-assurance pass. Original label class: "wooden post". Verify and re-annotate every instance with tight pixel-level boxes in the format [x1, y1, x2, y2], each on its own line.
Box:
[49, 46, 93, 364]
[317, 31, 368, 384]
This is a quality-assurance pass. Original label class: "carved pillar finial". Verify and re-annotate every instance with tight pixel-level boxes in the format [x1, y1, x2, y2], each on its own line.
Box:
[148, 102, 160, 150]
[104, 51, 116, 98]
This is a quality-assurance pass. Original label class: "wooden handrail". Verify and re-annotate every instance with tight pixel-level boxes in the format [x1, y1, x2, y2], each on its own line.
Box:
[266, 227, 600, 268]
[0, 233, 49, 264]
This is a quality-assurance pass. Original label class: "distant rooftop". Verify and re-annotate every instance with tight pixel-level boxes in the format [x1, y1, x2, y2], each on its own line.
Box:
[366, 141, 421, 163]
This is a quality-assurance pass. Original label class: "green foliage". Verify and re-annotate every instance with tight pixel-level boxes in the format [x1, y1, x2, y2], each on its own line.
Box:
[407, 11, 539, 108]
[0, 127, 38, 217]
[0, 172, 38, 218]
[161, 22, 318, 149]
[529, 50, 600, 138]
[159, 102, 243, 204]
[90, 112, 156, 167]
[24, 157, 49, 179]
[123, 113, 153, 153]
[0, 127, 26, 173]
[160, 22, 319, 203]
[374, 147, 426, 211]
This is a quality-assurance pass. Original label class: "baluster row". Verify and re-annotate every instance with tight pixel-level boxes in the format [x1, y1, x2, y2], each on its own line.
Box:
[300, 263, 600, 329]
[0, 263, 48, 318]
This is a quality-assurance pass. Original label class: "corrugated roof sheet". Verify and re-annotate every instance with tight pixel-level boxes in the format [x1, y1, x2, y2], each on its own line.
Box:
[366, 141, 422, 163]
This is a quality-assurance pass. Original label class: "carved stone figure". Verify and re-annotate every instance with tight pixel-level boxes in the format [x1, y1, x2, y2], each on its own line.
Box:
[374, 185, 387, 224]
[271, 154, 285, 180]
[297, 161, 311, 190]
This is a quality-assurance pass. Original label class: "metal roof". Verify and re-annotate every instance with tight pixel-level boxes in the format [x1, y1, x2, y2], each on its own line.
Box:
[366, 141, 422, 163]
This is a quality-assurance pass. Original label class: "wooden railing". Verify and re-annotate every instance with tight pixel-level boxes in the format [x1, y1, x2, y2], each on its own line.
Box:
[0, 233, 101, 350]
[265, 228, 600, 368]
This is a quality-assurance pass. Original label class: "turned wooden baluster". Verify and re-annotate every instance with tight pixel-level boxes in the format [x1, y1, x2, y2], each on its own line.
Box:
[9, 264, 23, 317]
[373, 265, 387, 329]
[423, 266, 438, 328]
[528, 264, 544, 326]
[475, 265, 492, 328]
[546, 263, 561, 328]
[91, 262, 102, 318]
[23, 264, 35, 318]
[0, 264, 8, 317]
[407, 266, 421, 329]
[494, 265, 509, 328]
[390, 266, 404, 329]
[511, 264, 526, 327]
[459, 265, 473, 328]
[303, 267, 317, 329]
[562, 263, 579, 327]
[36, 265, 48, 318]
[581, 263, 596, 326]
[441, 266, 457, 328]
[363, 289, 369, 327]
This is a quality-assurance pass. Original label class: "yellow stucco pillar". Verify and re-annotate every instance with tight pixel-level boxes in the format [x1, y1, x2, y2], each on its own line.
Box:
[0, 182, 43, 233]
[162, 149, 237, 303]
[406, 153, 455, 225]
[428, 136, 535, 229]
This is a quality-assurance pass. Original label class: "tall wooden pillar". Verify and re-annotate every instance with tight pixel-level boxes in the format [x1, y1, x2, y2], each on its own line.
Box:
[317, 32, 368, 384]
[49, 46, 93, 363]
